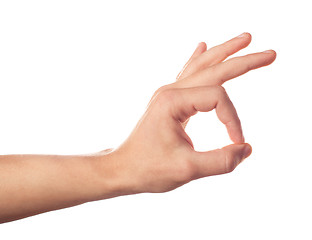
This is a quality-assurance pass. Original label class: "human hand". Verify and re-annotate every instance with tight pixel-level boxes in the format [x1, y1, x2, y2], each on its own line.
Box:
[0, 33, 276, 223]
[109, 32, 276, 194]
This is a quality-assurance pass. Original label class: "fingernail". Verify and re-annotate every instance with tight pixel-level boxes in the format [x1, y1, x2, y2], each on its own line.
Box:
[236, 32, 246, 38]
[242, 145, 252, 159]
[263, 50, 274, 53]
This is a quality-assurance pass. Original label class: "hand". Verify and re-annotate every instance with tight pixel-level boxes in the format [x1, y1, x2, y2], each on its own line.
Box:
[0, 33, 276, 223]
[109, 32, 276, 194]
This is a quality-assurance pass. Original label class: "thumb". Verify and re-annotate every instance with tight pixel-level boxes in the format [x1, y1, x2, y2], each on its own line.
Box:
[192, 143, 252, 178]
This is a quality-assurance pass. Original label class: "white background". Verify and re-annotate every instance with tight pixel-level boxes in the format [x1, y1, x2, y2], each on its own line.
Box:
[0, 0, 311, 239]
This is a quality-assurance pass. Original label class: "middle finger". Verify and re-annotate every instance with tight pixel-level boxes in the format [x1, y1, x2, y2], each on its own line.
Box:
[175, 50, 277, 88]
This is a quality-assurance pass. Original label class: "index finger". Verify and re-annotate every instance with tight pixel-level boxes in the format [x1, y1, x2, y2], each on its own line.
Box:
[158, 86, 244, 144]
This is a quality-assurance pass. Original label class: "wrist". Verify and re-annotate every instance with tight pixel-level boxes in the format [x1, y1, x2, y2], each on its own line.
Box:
[89, 149, 138, 202]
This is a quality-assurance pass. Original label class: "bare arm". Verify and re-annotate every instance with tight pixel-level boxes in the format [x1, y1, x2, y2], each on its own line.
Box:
[0, 151, 129, 223]
[0, 32, 276, 223]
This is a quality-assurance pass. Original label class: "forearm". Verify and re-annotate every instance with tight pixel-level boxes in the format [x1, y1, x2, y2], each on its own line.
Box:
[0, 151, 128, 223]
[0, 33, 274, 224]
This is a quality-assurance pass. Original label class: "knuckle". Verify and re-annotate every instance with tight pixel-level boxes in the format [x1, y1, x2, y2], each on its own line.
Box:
[151, 86, 166, 102]
[207, 46, 216, 53]
[223, 46, 232, 57]
[154, 88, 177, 105]
[191, 58, 203, 71]
[209, 44, 230, 59]
[220, 44, 232, 58]
[245, 63, 251, 72]
[214, 85, 227, 97]
[154, 83, 174, 96]
[243, 59, 252, 72]
[154, 85, 167, 97]
[150, 86, 171, 108]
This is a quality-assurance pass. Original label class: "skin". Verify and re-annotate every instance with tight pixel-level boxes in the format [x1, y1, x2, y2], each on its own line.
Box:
[0, 32, 276, 223]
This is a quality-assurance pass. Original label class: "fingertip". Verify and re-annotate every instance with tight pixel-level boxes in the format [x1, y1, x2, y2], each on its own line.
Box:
[219, 143, 252, 172]
[197, 42, 207, 53]
[230, 143, 252, 166]
[271, 49, 277, 60]
[223, 142, 252, 161]
[242, 143, 252, 159]
[262, 49, 277, 65]
[244, 32, 252, 40]
[263, 49, 276, 55]
[245, 32, 252, 46]
[191, 42, 207, 59]
[241, 134, 245, 144]
[242, 32, 252, 48]
[236, 32, 252, 41]
[233, 32, 252, 49]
